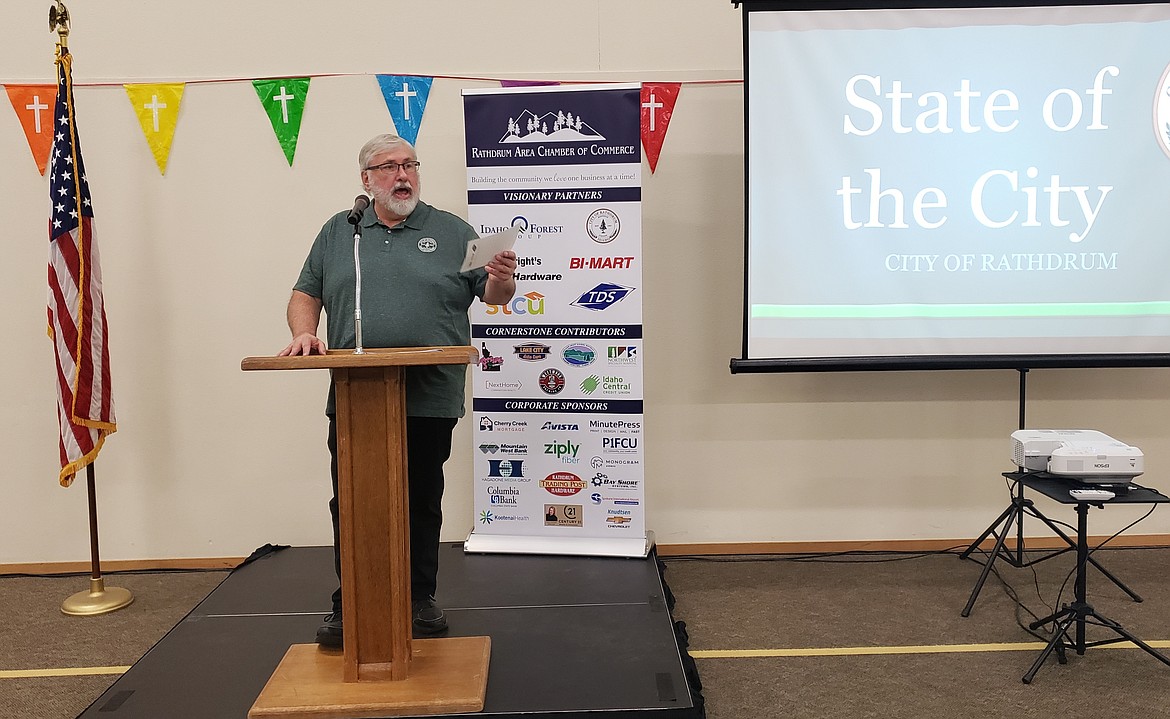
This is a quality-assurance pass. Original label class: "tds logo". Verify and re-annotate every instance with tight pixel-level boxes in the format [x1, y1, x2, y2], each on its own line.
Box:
[571, 283, 634, 311]
[487, 291, 546, 316]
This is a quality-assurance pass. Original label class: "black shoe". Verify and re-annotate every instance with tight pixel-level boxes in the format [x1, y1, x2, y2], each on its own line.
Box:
[412, 597, 448, 636]
[316, 611, 343, 648]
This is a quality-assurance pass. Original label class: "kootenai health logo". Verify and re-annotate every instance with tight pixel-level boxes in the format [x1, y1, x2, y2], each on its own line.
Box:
[1157, 62, 1170, 161]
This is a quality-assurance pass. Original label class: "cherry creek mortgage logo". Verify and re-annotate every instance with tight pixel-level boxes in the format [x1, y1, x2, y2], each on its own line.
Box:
[1157, 62, 1170, 161]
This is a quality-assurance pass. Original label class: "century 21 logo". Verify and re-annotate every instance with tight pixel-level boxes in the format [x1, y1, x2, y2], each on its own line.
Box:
[487, 291, 545, 316]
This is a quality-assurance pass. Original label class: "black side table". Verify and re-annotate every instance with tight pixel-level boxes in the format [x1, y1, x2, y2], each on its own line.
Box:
[1007, 471, 1170, 683]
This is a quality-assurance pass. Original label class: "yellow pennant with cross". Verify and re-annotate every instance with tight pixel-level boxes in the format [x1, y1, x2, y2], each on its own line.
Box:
[124, 83, 185, 175]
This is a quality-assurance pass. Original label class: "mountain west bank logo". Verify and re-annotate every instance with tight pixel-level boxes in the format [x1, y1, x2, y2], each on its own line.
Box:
[572, 283, 635, 311]
[1158, 63, 1170, 161]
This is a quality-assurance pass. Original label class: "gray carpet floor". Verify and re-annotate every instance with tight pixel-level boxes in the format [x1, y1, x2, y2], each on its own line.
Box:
[2, 547, 1168, 718]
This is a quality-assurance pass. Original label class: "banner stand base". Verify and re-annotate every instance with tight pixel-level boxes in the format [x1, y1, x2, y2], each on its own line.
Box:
[464, 530, 653, 558]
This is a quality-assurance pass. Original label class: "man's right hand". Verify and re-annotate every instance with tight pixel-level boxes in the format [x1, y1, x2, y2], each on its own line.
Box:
[278, 333, 327, 356]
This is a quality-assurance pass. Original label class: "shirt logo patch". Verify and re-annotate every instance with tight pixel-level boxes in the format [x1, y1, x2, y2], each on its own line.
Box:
[418, 237, 438, 253]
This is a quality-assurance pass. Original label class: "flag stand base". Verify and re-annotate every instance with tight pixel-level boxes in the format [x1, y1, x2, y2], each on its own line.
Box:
[62, 577, 134, 616]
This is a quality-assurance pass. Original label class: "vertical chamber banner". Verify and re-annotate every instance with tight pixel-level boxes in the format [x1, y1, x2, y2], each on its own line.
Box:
[462, 84, 649, 557]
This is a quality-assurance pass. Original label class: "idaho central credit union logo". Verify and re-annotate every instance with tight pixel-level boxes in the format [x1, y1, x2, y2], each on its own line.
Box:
[1157, 63, 1170, 161]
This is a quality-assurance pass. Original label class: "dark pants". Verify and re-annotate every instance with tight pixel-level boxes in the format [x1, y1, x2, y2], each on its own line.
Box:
[328, 415, 458, 613]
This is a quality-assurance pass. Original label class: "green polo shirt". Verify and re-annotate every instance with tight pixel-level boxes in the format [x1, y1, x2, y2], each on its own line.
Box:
[294, 201, 487, 417]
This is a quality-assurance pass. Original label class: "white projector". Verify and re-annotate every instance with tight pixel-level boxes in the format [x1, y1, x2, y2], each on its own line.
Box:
[1010, 429, 1144, 480]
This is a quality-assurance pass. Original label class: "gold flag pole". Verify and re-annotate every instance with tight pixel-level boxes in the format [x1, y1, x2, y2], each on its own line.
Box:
[50, 0, 134, 617]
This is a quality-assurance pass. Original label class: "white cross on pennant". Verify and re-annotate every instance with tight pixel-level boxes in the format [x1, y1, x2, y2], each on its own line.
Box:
[144, 95, 167, 132]
[396, 83, 417, 120]
[642, 92, 663, 132]
[26, 95, 49, 134]
[273, 86, 294, 124]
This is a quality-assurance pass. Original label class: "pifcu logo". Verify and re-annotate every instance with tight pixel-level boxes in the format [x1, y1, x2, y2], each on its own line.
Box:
[571, 283, 634, 311]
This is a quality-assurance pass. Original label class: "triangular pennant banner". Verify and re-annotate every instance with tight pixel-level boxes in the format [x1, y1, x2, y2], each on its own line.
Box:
[252, 77, 311, 166]
[640, 82, 681, 174]
[499, 80, 561, 88]
[124, 83, 185, 175]
[5, 84, 58, 175]
[376, 75, 433, 146]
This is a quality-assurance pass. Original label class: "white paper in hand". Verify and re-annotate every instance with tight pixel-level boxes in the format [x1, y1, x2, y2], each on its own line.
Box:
[460, 226, 518, 272]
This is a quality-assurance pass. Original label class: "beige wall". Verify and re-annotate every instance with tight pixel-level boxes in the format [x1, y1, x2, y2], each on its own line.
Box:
[2, 0, 1167, 564]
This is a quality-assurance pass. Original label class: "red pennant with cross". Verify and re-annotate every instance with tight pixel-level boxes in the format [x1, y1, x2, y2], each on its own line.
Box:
[640, 82, 680, 174]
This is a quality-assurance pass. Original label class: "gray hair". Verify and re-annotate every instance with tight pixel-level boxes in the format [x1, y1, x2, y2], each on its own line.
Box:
[358, 134, 416, 170]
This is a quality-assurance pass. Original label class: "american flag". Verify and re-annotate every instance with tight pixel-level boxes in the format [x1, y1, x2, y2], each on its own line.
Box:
[47, 49, 115, 487]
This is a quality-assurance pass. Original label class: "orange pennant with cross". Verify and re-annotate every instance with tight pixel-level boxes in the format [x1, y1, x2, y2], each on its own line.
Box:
[5, 84, 58, 175]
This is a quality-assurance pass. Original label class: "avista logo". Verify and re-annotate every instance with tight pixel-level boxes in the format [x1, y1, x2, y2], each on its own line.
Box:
[487, 291, 545, 316]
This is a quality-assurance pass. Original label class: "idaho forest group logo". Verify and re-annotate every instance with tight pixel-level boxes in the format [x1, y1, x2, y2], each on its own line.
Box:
[1157, 62, 1170, 161]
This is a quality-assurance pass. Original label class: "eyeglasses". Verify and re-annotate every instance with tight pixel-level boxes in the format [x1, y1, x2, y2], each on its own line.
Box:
[365, 160, 421, 175]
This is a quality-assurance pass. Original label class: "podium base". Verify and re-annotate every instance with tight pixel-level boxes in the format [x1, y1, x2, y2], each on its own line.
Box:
[248, 636, 491, 719]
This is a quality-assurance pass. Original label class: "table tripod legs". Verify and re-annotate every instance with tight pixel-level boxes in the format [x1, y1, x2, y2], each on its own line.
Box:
[1024, 603, 1170, 684]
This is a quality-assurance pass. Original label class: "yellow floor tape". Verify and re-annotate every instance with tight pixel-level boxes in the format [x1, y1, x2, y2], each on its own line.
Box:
[0, 666, 130, 679]
[691, 640, 1170, 659]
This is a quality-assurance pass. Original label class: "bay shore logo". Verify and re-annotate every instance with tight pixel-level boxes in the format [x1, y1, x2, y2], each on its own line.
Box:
[1158, 63, 1170, 161]
[514, 342, 552, 361]
[540, 471, 586, 497]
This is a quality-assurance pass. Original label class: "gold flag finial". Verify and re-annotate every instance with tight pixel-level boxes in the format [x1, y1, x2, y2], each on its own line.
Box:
[49, 1, 70, 49]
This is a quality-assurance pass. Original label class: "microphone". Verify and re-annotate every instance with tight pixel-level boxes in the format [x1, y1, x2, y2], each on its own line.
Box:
[347, 195, 370, 225]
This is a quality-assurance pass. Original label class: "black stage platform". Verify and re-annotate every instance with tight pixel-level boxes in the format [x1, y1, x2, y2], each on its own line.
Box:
[78, 544, 704, 719]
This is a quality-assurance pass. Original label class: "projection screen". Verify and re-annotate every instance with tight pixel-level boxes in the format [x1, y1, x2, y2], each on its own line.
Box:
[733, 0, 1170, 372]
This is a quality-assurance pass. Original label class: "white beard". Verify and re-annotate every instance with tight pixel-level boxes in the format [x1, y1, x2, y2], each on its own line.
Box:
[371, 183, 418, 219]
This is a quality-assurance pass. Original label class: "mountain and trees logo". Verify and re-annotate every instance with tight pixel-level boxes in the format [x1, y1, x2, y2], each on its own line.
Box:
[501, 109, 606, 143]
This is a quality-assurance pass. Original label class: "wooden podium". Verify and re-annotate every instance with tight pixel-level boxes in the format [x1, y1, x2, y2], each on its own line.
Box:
[241, 347, 490, 719]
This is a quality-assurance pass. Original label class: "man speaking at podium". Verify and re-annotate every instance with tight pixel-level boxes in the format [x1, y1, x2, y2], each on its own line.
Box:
[277, 133, 517, 647]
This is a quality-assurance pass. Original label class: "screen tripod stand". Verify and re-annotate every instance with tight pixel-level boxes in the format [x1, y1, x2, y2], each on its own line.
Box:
[958, 369, 1142, 617]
